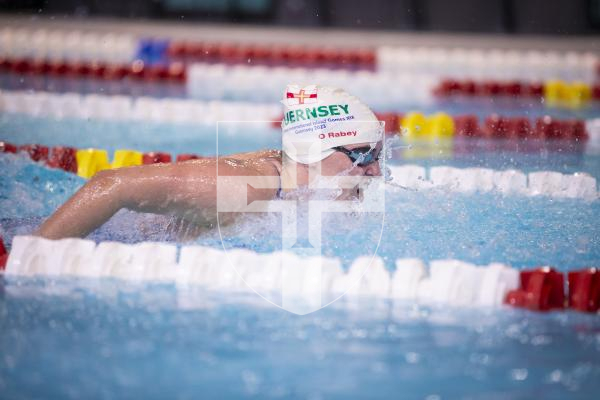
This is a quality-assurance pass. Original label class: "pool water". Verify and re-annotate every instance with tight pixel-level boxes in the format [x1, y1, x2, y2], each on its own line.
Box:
[1, 127, 599, 267]
[2, 113, 600, 175]
[1, 277, 600, 399]
[1, 104, 600, 398]
[5, 47, 600, 400]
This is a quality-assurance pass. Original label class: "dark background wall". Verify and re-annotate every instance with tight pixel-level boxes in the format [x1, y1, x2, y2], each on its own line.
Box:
[1, 0, 600, 35]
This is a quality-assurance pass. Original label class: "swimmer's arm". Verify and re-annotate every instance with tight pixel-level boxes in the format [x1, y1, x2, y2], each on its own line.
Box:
[35, 159, 278, 240]
[35, 161, 220, 239]
[35, 168, 127, 239]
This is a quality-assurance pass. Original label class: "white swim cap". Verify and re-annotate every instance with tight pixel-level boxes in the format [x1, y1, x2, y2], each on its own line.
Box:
[281, 84, 382, 164]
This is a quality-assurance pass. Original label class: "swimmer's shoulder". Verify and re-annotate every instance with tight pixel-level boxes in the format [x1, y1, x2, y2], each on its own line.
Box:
[224, 149, 281, 175]
[228, 149, 281, 161]
[221, 150, 281, 200]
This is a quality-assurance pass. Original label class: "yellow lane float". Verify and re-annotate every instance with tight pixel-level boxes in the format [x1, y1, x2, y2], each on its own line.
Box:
[543, 80, 591, 109]
[400, 112, 455, 140]
[75, 149, 110, 179]
[111, 149, 143, 169]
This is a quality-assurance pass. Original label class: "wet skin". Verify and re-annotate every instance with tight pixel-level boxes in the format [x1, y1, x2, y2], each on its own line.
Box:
[36, 143, 382, 240]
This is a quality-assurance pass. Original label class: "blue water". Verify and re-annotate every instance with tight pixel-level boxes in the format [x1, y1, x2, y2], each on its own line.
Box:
[1, 277, 600, 400]
[0, 113, 277, 158]
[2, 107, 600, 398]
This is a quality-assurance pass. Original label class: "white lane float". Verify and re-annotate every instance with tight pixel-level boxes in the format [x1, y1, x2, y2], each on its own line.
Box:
[377, 46, 598, 83]
[4, 235, 526, 309]
[389, 165, 598, 201]
[0, 90, 281, 127]
[0, 28, 138, 63]
[187, 63, 437, 105]
[5, 236, 598, 313]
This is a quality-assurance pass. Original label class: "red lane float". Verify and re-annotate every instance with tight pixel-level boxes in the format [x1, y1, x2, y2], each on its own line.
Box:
[594, 84, 600, 100]
[454, 115, 480, 137]
[504, 267, 600, 313]
[18, 144, 49, 162]
[0, 58, 186, 83]
[457, 115, 588, 141]
[504, 267, 565, 311]
[165, 41, 376, 70]
[376, 112, 402, 135]
[434, 78, 545, 98]
[1, 141, 17, 153]
[176, 154, 203, 162]
[484, 115, 511, 139]
[0, 236, 7, 270]
[47, 146, 78, 173]
[568, 268, 600, 313]
[143, 152, 172, 164]
[508, 118, 534, 139]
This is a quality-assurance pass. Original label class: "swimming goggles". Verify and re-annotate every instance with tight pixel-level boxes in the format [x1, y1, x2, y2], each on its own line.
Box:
[332, 144, 382, 167]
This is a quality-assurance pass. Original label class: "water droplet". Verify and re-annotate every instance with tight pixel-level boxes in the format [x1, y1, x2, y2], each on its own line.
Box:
[510, 368, 528, 381]
[405, 352, 420, 364]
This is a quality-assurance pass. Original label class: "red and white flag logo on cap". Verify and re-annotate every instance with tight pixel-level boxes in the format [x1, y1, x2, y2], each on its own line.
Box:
[286, 85, 318, 106]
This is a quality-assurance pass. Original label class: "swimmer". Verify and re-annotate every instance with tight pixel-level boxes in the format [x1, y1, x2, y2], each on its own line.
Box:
[35, 85, 384, 239]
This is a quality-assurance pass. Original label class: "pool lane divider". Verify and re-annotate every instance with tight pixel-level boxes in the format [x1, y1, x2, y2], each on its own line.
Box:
[163, 39, 376, 70]
[2, 141, 598, 200]
[1, 235, 598, 314]
[143, 40, 600, 85]
[186, 63, 438, 105]
[0, 29, 137, 64]
[3, 27, 598, 79]
[434, 78, 599, 109]
[0, 90, 594, 142]
[0, 90, 281, 126]
[280, 110, 590, 140]
[185, 61, 600, 107]
[376, 46, 599, 83]
[0, 58, 187, 83]
[4, 55, 599, 111]
[0, 142, 204, 179]
[389, 165, 598, 201]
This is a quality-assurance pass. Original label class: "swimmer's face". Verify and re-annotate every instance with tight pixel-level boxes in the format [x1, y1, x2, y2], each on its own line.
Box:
[280, 141, 383, 201]
[319, 141, 383, 200]
[320, 142, 383, 177]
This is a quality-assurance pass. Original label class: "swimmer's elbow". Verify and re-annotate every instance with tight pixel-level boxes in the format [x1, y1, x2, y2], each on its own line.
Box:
[86, 169, 126, 207]
[91, 168, 119, 183]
